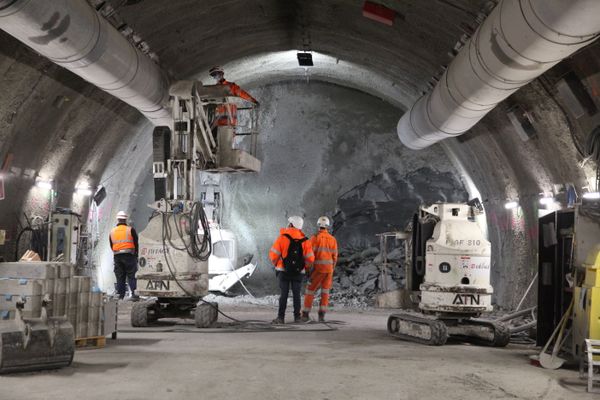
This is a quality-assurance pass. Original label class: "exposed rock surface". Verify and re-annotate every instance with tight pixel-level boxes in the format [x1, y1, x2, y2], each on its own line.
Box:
[329, 246, 406, 308]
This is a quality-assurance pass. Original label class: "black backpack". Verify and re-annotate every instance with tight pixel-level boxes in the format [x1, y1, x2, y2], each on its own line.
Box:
[282, 234, 307, 275]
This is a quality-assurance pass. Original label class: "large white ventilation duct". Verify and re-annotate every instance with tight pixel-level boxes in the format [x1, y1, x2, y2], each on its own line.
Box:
[0, 0, 171, 125]
[398, 0, 600, 150]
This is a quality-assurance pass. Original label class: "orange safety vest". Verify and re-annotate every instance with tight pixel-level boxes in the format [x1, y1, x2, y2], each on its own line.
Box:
[214, 103, 238, 127]
[269, 227, 315, 272]
[110, 225, 135, 254]
[310, 229, 338, 273]
[212, 80, 258, 127]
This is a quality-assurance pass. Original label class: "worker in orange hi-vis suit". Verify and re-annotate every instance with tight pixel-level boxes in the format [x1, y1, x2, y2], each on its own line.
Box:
[302, 216, 338, 323]
[269, 216, 315, 325]
[209, 66, 259, 128]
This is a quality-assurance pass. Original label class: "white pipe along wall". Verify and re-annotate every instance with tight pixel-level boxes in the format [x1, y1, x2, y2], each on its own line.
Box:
[0, 0, 172, 126]
[398, 0, 600, 150]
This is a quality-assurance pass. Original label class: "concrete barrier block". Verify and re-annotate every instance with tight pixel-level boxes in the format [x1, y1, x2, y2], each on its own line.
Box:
[0, 262, 57, 279]
[57, 264, 74, 279]
[0, 309, 40, 320]
[54, 278, 67, 295]
[0, 278, 43, 297]
[0, 294, 42, 318]
[88, 306, 100, 337]
[74, 276, 91, 293]
[76, 292, 90, 338]
[52, 294, 68, 317]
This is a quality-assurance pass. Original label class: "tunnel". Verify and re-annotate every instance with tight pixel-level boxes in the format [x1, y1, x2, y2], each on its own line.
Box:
[1, 0, 600, 398]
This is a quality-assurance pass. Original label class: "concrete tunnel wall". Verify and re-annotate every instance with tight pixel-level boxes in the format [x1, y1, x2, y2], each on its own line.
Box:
[1, 0, 600, 310]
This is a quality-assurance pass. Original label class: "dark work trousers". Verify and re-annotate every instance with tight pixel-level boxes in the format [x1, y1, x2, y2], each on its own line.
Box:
[114, 253, 138, 298]
[277, 272, 303, 320]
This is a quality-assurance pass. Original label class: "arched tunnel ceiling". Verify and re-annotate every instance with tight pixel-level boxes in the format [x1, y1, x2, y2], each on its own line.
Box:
[119, 0, 481, 102]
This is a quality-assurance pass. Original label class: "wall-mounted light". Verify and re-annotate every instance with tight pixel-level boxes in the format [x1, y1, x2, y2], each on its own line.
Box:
[504, 201, 519, 210]
[583, 192, 600, 200]
[35, 179, 53, 190]
[539, 196, 555, 206]
[75, 185, 93, 196]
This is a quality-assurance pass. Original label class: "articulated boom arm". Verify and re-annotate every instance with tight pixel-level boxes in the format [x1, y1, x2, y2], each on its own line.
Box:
[152, 80, 261, 204]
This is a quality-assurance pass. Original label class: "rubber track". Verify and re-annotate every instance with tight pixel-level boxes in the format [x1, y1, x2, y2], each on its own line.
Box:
[466, 319, 511, 347]
[387, 313, 448, 346]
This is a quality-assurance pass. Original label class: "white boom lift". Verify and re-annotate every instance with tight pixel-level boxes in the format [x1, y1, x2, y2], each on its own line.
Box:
[387, 203, 510, 346]
[131, 80, 259, 328]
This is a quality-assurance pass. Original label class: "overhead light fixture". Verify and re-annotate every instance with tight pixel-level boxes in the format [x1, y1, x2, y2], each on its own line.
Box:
[539, 196, 555, 205]
[297, 52, 313, 67]
[35, 179, 53, 190]
[504, 201, 519, 210]
[583, 192, 600, 200]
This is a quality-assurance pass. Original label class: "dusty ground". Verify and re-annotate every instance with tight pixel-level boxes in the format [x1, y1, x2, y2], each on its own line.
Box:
[0, 302, 595, 400]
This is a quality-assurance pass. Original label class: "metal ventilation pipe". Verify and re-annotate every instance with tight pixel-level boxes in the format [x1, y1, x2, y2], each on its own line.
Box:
[398, 0, 600, 150]
[0, 0, 171, 126]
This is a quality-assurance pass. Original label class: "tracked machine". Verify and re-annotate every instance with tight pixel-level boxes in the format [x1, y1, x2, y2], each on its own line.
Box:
[387, 203, 510, 346]
[131, 79, 260, 328]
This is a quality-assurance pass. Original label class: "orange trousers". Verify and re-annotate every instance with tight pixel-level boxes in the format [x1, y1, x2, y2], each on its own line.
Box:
[303, 270, 333, 313]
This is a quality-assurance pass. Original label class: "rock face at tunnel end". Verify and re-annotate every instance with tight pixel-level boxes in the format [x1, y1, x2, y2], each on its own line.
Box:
[332, 167, 468, 249]
[210, 81, 468, 295]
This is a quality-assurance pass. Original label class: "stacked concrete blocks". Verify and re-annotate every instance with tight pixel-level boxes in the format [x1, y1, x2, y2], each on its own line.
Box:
[0, 262, 108, 339]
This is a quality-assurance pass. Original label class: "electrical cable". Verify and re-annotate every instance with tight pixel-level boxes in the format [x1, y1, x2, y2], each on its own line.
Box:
[14, 216, 49, 260]
[157, 205, 260, 326]
[159, 202, 212, 261]
[14, 227, 32, 260]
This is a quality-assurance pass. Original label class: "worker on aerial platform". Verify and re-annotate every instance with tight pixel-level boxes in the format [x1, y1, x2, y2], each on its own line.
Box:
[209, 66, 259, 129]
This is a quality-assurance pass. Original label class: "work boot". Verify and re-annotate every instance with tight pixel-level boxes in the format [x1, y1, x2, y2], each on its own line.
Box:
[318, 311, 326, 323]
[271, 317, 284, 325]
[301, 311, 310, 323]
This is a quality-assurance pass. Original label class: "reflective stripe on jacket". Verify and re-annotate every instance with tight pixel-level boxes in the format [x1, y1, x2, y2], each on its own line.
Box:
[110, 225, 135, 254]
[269, 227, 315, 272]
[310, 229, 338, 273]
[214, 103, 238, 127]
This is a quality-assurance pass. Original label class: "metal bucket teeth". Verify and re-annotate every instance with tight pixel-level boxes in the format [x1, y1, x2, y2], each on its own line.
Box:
[0, 308, 74, 374]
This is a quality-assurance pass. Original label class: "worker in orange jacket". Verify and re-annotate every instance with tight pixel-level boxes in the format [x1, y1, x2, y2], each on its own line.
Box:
[209, 66, 259, 128]
[109, 211, 139, 300]
[269, 216, 315, 324]
[302, 216, 338, 322]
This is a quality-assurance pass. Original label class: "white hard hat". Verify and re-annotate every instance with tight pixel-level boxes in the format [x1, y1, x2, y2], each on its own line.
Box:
[209, 66, 224, 77]
[116, 211, 128, 221]
[288, 216, 304, 230]
[317, 216, 330, 228]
